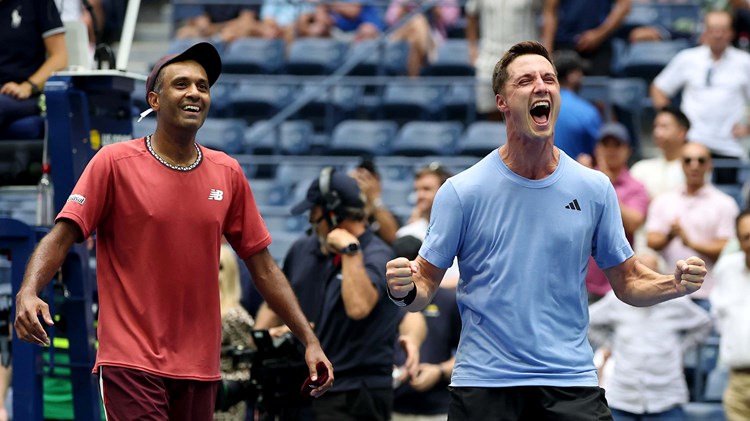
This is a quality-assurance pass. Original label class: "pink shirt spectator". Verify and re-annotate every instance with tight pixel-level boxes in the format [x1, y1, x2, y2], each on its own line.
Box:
[645, 185, 739, 299]
[385, 0, 460, 42]
[586, 169, 650, 297]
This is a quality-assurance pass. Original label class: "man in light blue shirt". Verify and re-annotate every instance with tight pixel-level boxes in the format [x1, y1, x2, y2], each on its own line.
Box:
[386, 40, 708, 421]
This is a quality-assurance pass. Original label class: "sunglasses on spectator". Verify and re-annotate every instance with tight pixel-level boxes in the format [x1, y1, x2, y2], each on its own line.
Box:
[682, 156, 708, 165]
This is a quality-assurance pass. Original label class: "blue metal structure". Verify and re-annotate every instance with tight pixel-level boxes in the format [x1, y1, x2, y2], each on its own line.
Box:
[1, 70, 139, 421]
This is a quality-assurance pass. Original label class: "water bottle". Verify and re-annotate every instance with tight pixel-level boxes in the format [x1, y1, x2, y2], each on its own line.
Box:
[36, 163, 54, 226]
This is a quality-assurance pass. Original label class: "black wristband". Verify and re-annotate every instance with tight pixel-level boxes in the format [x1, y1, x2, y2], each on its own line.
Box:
[26, 80, 41, 96]
[387, 281, 417, 307]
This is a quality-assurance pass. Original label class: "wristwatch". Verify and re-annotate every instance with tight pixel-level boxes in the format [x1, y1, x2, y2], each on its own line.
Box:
[339, 242, 361, 255]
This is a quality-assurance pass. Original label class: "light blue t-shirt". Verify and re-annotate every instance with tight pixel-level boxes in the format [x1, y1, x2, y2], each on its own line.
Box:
[420, 149, 633, 388]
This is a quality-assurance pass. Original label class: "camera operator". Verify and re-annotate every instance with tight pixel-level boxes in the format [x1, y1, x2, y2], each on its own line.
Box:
[256, 168, 422, 421]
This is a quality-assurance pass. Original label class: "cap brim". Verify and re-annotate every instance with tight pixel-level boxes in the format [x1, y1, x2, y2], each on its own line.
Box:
[290, 199, 314, 215]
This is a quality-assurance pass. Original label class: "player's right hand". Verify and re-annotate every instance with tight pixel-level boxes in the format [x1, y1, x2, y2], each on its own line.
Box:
[14, 292, 53, 346]
[386, 257, 417, 298]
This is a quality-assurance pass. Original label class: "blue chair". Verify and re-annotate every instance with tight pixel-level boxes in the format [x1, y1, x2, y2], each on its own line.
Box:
[295, 83, 364, 133]
[196, 118, 246, 154]
[579, 76, 613, 121]
[609, 77, 648, 157]
[244, 120, 314, 155]
[166, 37, 224, 55]
[327, 120, 398, 156]
[682, 402, 726, 421]
[286, 38, 348, 75]
[421, 39, 474, 76]
[132, 116, 158, 139]
[457, 121, 506, 157]
[222, 37, 286, 74]
[443, 82, 477, 123]
[703, 365, 729, 403]
[345, 40, 410, 76]
[224, 81, 296, 124]
[249, 178, 292, 206]
[390, 121, 463, 156]
[379, 82, 448, 123]
[612, 38, 689, 83]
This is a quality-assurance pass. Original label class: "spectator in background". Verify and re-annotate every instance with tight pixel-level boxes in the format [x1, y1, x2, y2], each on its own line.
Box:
[579, 122, 649, 303]
[542, 0, 632, 75]
[391, 235, 461, 421]
[215, 244, 256, 421]
[651, 10, 750, 185]
[552, 50, 603, 161]
[630, 106, 689, 201]
[350, 158, 401, 244]
[255, 168, 404, 421]
[465, 0, 542, 120]
[588, 290, 712, 421]
[260, 0, 315, 45]
[175, 5, 272, 44]
[296, 1, 384, 42]
[710, 208, 750, 421]
[0, 0, 67, 136]
[646, 142, 740, 309]
[385, 0, 461, 77]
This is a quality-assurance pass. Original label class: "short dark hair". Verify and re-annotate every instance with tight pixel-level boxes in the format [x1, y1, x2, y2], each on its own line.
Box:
[657, 106, 691, 131]
[492, 41, 555, 95]
[736, 207, 750, 232]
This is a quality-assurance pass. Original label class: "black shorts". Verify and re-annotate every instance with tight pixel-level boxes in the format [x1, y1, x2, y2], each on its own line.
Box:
[448, 385, 613, 421]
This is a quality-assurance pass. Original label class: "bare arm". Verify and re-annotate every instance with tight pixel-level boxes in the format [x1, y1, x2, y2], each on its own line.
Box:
[650, 83, 671, 110]
[339, 251, 379, 320]
[398, 311, 426, 379]
[386, 256, 446, 312]
[586, 0, 631, 45]
[541, 0, 559, 52]
[253, 302, 283, 330]
[465, 13, 479, 63]
[14, 220, 80, 345]
[244, 249, 333, 396]
[604, 255, 706, 307]
[646, 230, 671, 251]
[620, 203, 646, 239]
[30, 33, 67, 89]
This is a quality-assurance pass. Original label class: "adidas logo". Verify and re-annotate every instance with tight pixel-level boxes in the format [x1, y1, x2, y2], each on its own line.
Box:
[565, 199, 581, 211]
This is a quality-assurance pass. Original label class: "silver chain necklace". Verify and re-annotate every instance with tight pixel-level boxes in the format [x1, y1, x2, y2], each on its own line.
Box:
[146, 134, 202, 172]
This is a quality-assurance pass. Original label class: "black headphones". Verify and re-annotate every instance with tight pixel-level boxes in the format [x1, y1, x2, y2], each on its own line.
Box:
[318, 166, 344, 227]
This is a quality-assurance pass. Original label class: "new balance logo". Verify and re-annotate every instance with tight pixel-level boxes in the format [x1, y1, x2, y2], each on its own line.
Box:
[208, 189, 224, 201]
[565, 199, 581, 211]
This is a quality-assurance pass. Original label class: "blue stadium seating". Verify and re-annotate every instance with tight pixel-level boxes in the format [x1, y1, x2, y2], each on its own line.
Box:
[295, 83, 364, 133]
[195, 118, 246, 154]
[421, 39, 475, 76]
[612, 38, 690, 83]
[345, 40, 410, 76]
[223, 81, 297, 124]
[443, 82, 477, 123]
[379, 82, 448, 123]
[244, 120, 314, 155]
[609, 77, 648, 156]
[683, 402, 726, 421]
[703, 365, 729, 403]
[167, 37, 224, 55]
[327, 120, 398, 156]
[0, 115, 45, 140]
[286, 38, 348, 75]
[222, 37, 286, 74]
[390, 121, 464, 156]
[456, 121, 506, 157]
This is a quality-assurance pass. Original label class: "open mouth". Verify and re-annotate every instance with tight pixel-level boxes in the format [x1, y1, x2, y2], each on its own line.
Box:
[183, 105, 201, 113]
[530, 101, 550, 125]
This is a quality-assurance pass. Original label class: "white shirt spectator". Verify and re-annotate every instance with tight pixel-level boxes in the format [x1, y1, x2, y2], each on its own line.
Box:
[653, 45, 750, 158]
[630, 156, 685, 200]
[710, 252, 750, 368]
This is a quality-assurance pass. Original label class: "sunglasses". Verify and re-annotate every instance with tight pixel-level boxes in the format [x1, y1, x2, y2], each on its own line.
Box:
[682, 156, 708, 165]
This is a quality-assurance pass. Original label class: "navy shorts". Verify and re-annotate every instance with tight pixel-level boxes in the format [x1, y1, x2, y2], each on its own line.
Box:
[448, 385, 613, 421]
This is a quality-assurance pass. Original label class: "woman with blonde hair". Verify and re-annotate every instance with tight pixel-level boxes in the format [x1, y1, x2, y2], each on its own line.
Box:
[215, 244, 256, 421]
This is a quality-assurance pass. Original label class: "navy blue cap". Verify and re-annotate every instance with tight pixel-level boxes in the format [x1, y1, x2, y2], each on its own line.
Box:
[598, 122, 631, 146]
[291, 171, 365, 215]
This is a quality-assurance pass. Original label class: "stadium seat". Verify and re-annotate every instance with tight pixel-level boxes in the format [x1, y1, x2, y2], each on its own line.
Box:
[390, 121, 463, 156]
[379, 82, 448, 123]
[132, 116, 157, 139]
[195, 118, 246, 154]
[167, 37, 224, 55]
[274, 161, 327, 188]
[420, 39, 475, 76]
[327, 120, 398, 156]
[249, 178, 292, 206]
[286, 38, 348, 75]
[579, 76, 613, 121]
[682, 402, 726, 421]
[244, 120, 314, 155]
[443, 82, 477, 123]
[612, 38, 690, 83]
[266, 230, 302, 263]
[703, 365, 729, 403]
[295, 83, 364, 133]
[456, 121, 507, 157]
[345, 40, 410, 76]
[609, 77, 648, 157]
[222, 37, 286, 75]
[224, 81, 297, 124]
